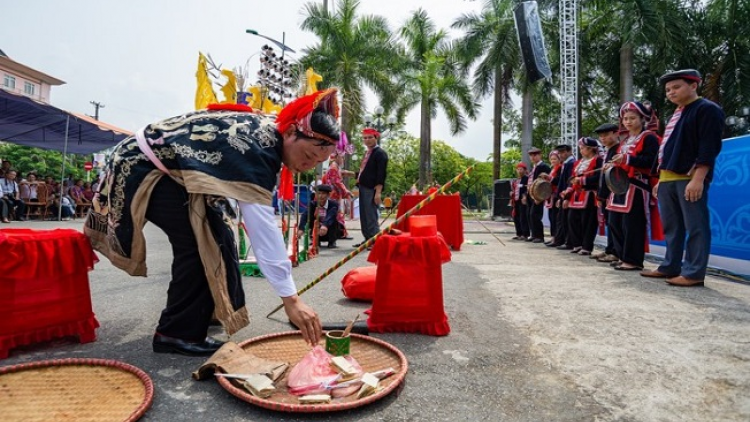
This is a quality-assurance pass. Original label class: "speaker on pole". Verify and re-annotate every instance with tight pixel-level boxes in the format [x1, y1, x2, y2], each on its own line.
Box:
[514, 1, 552, 83]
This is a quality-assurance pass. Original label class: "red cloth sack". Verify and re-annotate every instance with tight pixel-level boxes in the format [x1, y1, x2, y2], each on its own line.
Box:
[340, 265, 378, 301]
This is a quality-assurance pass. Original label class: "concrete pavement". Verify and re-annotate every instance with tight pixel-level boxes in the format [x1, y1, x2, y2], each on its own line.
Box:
[2, 217, 748, 421]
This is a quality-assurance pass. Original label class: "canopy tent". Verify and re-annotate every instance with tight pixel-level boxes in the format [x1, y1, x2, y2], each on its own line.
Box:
[0, 89, 131, 155]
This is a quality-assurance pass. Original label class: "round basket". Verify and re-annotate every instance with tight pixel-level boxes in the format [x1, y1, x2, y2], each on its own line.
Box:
[0, 358, 154, 422]
[217, 331, 408, 412]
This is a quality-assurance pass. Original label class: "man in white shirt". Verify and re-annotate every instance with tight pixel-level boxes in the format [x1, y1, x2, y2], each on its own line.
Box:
[1, 170, 26, 221]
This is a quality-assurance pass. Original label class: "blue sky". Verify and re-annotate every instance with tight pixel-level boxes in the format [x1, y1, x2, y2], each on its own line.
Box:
[1, 0, 508, 160]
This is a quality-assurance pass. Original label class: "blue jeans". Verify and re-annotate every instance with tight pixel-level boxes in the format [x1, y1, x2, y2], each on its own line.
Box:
[657, 180, 711, 280]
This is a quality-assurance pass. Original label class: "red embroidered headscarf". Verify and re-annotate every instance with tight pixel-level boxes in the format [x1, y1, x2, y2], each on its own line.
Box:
[276, 88, 340, 145]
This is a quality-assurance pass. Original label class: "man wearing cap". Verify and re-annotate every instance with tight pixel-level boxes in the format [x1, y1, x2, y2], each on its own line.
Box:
[551, 144, 575, 248]
[298, 184, 342, 248]
[86, 89, 342, 355]
[354, 128, 388, 248]
[510, 162, 530, 240]
[592, 122, 621, 263]
[525, 147, 551, 243]
[640, 69, 724, 287]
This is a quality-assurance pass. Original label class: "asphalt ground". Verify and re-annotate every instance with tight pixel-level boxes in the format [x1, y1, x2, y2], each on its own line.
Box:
[2, 216, 749, 422]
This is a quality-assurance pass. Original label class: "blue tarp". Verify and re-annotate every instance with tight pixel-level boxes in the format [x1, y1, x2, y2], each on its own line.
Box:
[0, 89, 129, 154]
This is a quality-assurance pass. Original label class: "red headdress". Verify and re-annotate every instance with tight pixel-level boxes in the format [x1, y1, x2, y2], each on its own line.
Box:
[276, 88, 340, 145]
[362, 127, 380, 138]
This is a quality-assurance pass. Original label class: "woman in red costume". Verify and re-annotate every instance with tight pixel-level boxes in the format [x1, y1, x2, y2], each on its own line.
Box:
[606, 101, 660, 271]
[321, 152, 353, 238]
[562, 137, 603, 255]
[544, 151, 562, 245]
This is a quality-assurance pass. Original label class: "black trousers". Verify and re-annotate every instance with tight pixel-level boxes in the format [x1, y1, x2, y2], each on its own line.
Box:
[556, 206, 570, 245]
[318, 220, 341, 245]
[527, 198, 545, 240]
[548, 203, 559, 241]
[609, 190, 647, 267]
[145, 177, 245, 341]
[1, 197, 25, 219]
[567, 195, 598, 252]
[513, 201, 529, 237]
[600, 201, 618, 256]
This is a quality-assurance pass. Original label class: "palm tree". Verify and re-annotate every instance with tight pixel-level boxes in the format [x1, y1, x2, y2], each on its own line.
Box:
[299, 0, 400, 144]
[695, 0, 750, 117]
[395, 9, 479, 188]
[453, 0, 521, 180]
[584, 0, 688, 103]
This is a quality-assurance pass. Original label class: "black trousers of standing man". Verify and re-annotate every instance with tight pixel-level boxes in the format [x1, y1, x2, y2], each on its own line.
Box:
[527, 198, 545, 241]
[145, 176, 245, 341]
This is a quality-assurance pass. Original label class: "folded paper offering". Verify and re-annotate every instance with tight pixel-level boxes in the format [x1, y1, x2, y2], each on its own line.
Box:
[193, 341, 289, 381]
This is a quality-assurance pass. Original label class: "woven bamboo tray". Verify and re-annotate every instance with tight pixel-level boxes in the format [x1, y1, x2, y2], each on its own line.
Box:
[217, 331, 408, 412]
[0, 358, 154, 422]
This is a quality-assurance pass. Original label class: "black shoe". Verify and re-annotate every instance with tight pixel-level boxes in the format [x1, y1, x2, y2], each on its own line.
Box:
[327, 243, 338, 249]
[342, 236, 353, 240]
[532, 238, 544, 243]
[152, 333, 225, 356]
[525, 237, 534, 242]
[556, 244, 574, 250]
[546, 242, 563, 248]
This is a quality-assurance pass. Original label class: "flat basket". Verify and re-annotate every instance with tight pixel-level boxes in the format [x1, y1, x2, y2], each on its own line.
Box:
[216, 331, 408, 412]
[0, 358, 154, 422]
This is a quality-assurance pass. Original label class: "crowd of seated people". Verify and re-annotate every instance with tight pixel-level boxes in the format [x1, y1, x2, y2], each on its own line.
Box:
[0, 160, 91, 222]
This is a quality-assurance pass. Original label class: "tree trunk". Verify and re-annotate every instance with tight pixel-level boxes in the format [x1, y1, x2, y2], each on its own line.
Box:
[339, 105, 352, 183]
[521, 84, 533, 167]
[619, 44, 634, 103]
[492, 65, 503, 181]
[418, 97, 431, 190]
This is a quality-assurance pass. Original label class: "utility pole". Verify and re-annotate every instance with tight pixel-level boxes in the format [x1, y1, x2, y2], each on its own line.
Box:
[89, 101, 105, 120]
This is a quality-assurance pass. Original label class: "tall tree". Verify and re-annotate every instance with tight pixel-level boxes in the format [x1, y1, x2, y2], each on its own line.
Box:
[584, 0, 688, 103]
[395, 8, 479, 188]
[452, 0, 521, 181]
[299, 0, 400, 143]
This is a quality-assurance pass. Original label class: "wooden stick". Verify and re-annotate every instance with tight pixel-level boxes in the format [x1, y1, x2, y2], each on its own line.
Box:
[266, 165, 476, 318]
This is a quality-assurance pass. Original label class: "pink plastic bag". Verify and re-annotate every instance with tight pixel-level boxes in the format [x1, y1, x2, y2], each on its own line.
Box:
[287, 346, 363, 396]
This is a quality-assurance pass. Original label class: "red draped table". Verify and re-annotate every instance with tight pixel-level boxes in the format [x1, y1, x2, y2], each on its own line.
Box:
[394, 194, 464, 250]
[0, 229, 99, 359]
[366, 233, 452, 336]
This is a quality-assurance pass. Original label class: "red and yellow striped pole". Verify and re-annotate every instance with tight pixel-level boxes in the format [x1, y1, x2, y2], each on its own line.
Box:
[266, 165, 475, 318]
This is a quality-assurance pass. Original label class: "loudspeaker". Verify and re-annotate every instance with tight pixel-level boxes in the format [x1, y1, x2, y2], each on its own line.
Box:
[514, 1, 552, 83]
[493, 179, 513, 220]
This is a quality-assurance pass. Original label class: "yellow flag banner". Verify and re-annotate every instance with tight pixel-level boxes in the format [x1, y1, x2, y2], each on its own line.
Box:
[219, 69, 238, 104]
[195, 52, 218, 110]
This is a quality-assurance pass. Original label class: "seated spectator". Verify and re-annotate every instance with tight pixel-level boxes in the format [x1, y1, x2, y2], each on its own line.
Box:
[1, 170, 26, 221]
[49, 193, 75, 221]
[82, 182, 95, 202]
[19, 172, 41, 201]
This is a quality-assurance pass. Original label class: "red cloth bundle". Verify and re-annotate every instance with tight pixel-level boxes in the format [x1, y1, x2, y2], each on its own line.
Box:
[340, 266, 378, 301]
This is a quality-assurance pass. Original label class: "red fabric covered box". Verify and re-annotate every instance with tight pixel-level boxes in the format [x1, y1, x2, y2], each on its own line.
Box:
[0, 229, 100, 359]
[366, 233, 451, 336]
[394, 194, 464, 250]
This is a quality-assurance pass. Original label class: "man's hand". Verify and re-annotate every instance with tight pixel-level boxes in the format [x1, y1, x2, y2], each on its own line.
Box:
[282, 295, 322, 346]
[563, 199, 570, 209]
[652, 182, 659, 199]
[319, 225, 328, 236]
[521, 196, 527, 205]
[374, 191, 382, 205]
[684, 179, 703, 202]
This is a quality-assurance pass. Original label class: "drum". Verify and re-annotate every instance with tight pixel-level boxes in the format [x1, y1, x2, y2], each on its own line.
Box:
[605, 166, 630, 195]
[529, 178, 552, 202]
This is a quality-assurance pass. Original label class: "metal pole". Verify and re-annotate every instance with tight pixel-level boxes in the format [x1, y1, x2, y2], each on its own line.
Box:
[58, 116, 70, 221]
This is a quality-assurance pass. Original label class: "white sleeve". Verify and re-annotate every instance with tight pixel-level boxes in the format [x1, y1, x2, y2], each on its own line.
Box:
[238, 201, 297, 298]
